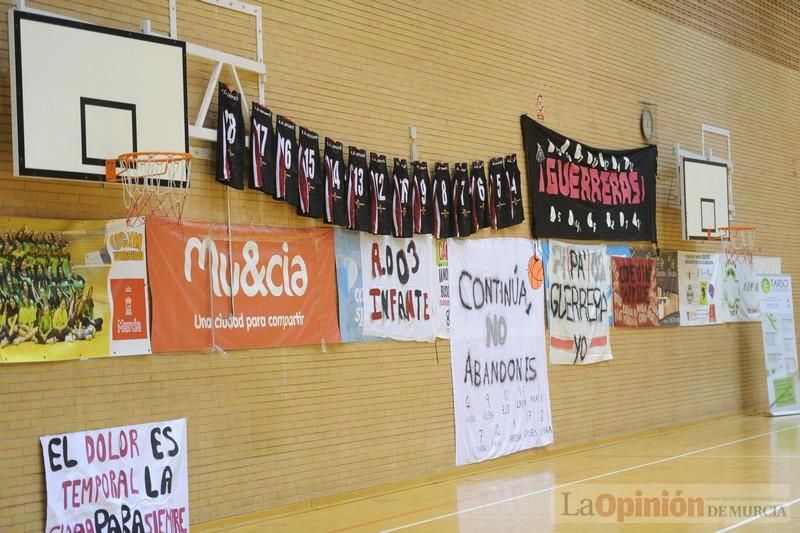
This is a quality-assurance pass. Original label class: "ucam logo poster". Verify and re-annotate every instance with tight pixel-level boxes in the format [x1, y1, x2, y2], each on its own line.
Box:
[449, 238, 553, 465]
[758, 275, 800, 415]
[41, 419, 188, 533]
[334, 229, 378, 343]
[147, 218, 340, 352]
[360, 233, 437, 341]
[678, 251, 721, 326]
[548, 240, 612, 364]
[611, 256, 659, 327]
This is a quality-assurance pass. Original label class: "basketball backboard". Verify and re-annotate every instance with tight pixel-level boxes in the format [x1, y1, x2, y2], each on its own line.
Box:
[680, 158, 730, 239]
[9, 10, 188, 182]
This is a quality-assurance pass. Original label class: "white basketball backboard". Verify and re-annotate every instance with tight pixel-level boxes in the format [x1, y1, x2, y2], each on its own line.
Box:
[680, 158, 730, 239]
[9, 10, 188, 181]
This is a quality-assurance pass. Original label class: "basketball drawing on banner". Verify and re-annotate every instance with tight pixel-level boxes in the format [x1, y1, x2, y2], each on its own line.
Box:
[435, 239, 450, 338]
[216, 83, 245, 190]
[335, 229, 378, 343]
[41, 419, 188, 533]
[611, 256, 659, 327]
[449, 238, 553, 465]
[520, 115, 657, 242]
[548, 240, 612, 364]
[678, 251, 721, 326]
[360, 233, 436, 341]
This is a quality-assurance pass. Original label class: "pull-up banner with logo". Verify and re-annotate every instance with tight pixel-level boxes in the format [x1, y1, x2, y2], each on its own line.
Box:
[758, 275, 800, 416]
[520, 115, 657, 242]
[147, 218, 340, 352]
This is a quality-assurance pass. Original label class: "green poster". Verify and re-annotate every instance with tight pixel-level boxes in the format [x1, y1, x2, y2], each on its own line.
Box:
[773, 376, 797, 408]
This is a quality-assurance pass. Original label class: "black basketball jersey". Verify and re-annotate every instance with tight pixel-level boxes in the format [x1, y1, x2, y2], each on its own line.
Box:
[274, 115, 298, 204]
[504, 154, 525, 226]
[369, 153, 393, 235]
[471, 160, 491, 231]
[297, 127, 323, 219]
[412, 161, 433, 235]
[432, 162, 453, 239]
[452, 162, 474, 238]
[249, 102, 275, 194]
[323, 138, 348, 227]
[488, 157, 513, 230]
[347, 147, 370, 232]
[392, 159, 413, 238]
[216, 83, 245, 190]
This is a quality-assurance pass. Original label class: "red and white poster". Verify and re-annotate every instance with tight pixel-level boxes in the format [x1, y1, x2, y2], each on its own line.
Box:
[146, 218, 341, 352]
[360, 233, 437, 341]
[547, 240, 613, 364]
[106, 220, 151, 356]
[611, 256, 659, 327]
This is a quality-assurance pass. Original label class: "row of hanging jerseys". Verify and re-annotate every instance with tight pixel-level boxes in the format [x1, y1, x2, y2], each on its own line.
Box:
[216, 83, 524, 238]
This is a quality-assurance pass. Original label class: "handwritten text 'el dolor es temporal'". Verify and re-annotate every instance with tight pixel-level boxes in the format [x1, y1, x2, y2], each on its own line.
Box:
[45, 425, 187, 533]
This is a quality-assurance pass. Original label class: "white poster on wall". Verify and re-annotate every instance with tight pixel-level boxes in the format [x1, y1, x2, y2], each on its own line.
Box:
[719, 255, 759, 323]
[41, 418, 188, 533]
[361, 233, 437, 341]
[758, 275, 800, 416]
[719, 255, 781, 323]
[449, 238, 553, 465]
[105, 219, 152, 356]
[547, 240, 612, 365]
[678, 252, 722, 326]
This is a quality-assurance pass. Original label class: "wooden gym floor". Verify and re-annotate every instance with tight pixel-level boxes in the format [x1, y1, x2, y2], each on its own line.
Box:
[195, 414, 800, 532]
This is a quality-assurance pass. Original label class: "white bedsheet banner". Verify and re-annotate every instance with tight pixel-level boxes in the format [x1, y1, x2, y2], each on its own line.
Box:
[449, 238, 553, 465]
[547, 240, 612, 364]
[361, 234, 437, 341]
[41, 418, 188, 533]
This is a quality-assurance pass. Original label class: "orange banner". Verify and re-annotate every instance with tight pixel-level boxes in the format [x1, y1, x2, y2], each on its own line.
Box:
[147, 218, 340, 352]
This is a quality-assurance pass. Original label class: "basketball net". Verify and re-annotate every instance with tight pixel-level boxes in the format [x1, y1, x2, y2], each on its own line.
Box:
[106, 152, 192, 227]
[720, 226, 756, 267]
